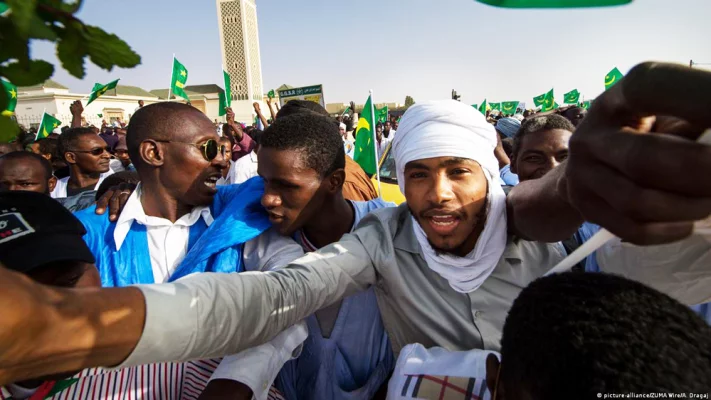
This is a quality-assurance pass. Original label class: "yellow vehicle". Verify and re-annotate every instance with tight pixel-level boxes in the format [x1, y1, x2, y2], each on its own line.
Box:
[371, 142, 406, 204]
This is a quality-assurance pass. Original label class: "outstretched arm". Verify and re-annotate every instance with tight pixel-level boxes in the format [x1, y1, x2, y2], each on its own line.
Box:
[0, 231, 378, 385]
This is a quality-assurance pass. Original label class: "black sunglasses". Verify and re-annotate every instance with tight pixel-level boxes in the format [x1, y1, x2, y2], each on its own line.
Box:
[154, 139, 227, 161]
[71, 146, 110, 156]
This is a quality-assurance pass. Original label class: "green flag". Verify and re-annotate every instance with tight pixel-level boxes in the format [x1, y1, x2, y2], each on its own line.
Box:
[223, 70, 232, 108]
[533, 92, 548, 107]
[341, 106, 351, 116]
[472, 104, 478, 110]
[267, 89, 275, 99]
[605, 67, 624, 90]
[541, 89, 556, 112]
[354, 95, 377, 175]
[476, 0, 632, 8]
[375, 106, 388, 124]
[581, 100, 591, 109]
[97, 113, 103, 118]
[489, 102, 501, 111]
[501, 101, 519, 114]
[87, 79, 120, 105]
[218, 92, 228, 117]
[36, 113, 62, 140]
[1, 79, 17, 116]
[563, 89, 580, 104]
[171, 57, 189, 101]
[477, 100, 489, 115]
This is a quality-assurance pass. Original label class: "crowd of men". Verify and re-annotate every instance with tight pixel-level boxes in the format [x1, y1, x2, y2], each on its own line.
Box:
[0, 61, 710, 400]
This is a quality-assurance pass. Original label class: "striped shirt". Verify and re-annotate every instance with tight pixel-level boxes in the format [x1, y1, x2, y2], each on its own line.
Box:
[1, 359, 221, 400]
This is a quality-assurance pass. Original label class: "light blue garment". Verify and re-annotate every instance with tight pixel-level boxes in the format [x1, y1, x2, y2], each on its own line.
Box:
[276, 198, 395, 400]
[500, 164, 519, 186]
[74, 176, 271, 287]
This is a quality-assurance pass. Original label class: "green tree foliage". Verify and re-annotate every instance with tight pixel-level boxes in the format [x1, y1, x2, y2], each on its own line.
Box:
[0, 0, 141, 141]
[404, 95, 415, 108]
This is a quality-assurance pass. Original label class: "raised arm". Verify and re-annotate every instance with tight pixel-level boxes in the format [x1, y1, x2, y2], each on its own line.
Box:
[70, 100, 83, 128]
[0, 230, 379, 386]
[266, 97, 277, 122]
[254, 102, 269, 129]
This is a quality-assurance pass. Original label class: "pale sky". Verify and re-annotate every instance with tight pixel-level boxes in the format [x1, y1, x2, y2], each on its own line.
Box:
[30, 0, 711, 106]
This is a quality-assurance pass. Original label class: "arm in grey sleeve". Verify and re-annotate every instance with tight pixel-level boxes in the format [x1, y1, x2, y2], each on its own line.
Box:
[115, 230, 379, 368]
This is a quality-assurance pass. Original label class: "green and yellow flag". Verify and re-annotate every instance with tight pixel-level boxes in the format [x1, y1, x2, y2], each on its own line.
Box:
[36, 113, 62, 140]
[472, 104, 478, 110]
[1, 79, 17, 116]
[267, 89, 275, 99]
[502, 101, 519, 114]
[604, 67, 624, 90]
[489, 102, 501, 111]
[477, 100, 489, 115]
[563, 89, 580, 104]
[375, 105, 388, 124]
[581, 100, 591, 109]
[476, 0, 632, 8]
[219, 69, 231, 116]
[87, 79, 119, 105]
[171, 57, 189, 101]
[354, 95, 377, 175]
[541, 89, 556, 112]
[533, 92, 548, 107]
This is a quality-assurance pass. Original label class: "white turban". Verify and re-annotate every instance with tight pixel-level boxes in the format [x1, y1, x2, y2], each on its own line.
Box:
[339, 122, 346, 130]
[392, 100, 507, 293]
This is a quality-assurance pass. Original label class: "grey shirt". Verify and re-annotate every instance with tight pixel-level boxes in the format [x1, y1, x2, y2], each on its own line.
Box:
[119, 204, 566, 368]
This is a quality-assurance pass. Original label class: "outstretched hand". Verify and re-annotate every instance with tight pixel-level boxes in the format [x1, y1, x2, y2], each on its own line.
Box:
[562, 62, 711, 245]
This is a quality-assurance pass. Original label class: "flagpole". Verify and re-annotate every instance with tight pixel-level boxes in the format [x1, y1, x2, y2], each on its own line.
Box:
[370, 89, 382, 197]
[35, 108, 46, 141]
[167, 54, 175, 102]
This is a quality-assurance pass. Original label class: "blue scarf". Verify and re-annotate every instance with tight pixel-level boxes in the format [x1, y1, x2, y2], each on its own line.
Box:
[74, 177, 271, 287]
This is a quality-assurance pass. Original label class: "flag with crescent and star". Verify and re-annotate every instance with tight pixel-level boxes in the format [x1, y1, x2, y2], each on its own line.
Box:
[1, 79, 17, 116]
[604, 67, 624, 90]
[87, 79, 120, 105]
[354, 95, 377, 175]
[36, 113, 62, 140]
[171, 57, 190, 101]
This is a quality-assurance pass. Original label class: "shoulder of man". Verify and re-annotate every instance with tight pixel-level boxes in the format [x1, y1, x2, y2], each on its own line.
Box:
[73, 205, 114, 244]
[353, 202, 409, 237]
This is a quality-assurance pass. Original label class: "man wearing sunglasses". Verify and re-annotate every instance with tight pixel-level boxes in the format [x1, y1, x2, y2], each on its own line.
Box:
[51, 127, 114, 199]
[67, 102, 305, 399]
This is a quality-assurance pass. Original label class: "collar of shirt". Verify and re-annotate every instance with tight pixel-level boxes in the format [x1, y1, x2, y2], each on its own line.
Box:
[392, 204, 522, 262]
[113, 183, 214, 251]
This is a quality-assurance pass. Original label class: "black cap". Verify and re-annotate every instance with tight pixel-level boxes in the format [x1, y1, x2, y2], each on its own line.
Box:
[0, 191, 95, 273]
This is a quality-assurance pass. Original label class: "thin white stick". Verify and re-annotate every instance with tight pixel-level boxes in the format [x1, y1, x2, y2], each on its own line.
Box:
[167, 53, 175, 102]
[370, 89, 382, 197]
[34, 107, 47, 141]
[546, 128, 711, 276]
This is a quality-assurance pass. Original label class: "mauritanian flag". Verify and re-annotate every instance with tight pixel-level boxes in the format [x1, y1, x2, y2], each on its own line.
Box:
[581, 100, 591, 109]
[87, 79, 120, 105]
[375, 105, 388, 124]
[533, 92, 548, 107]
[219, 69, 232, 116]
[171, 57, 190, 101]
[605, 67, 624, 90]
[489, 102, 501, 111]
[563, 89, 580, 104]
[36, 113, 62, 140]
[1, 79, 17, 116]
[354, 95, 377, 175]
[502, 101, 519, 114]
[477, 100, 489, 115]
[267, 89, 275, 99]
[541, 89, 556, 112]
[476, 0, 631, 7]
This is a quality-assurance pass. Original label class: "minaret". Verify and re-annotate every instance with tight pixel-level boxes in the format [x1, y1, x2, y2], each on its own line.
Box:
[216, 0, 264, 123]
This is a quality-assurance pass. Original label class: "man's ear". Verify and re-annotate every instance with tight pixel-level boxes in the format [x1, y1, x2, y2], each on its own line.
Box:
[64, 151, 76, 165]
[486, 353, 504, 400]
[326, 168, 346, 194]
[48, 176, 57, 194]
[139, 140, 165, 167]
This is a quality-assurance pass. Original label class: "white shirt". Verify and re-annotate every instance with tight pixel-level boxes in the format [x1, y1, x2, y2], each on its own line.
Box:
[112, 184, 306, 397]
[217, 160, 236, 186]
[376, 136, 392, 159]
[50, 171, 114, 199]
[231, 151, 259, 184]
